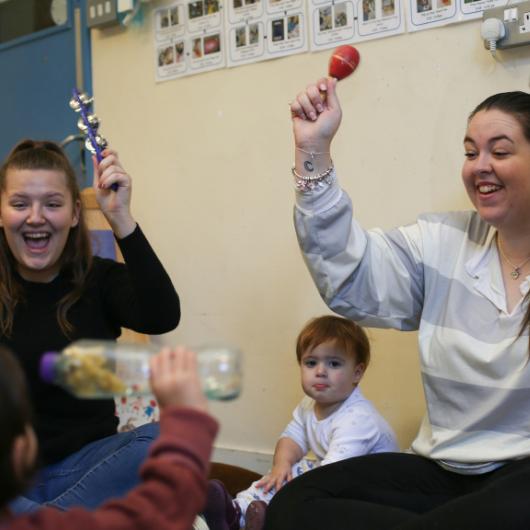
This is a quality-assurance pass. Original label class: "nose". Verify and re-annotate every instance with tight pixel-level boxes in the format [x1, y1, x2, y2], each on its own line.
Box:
[27, 204, 44, 225]
[472, 152, 493, 175]
[316, 363, 327, 377]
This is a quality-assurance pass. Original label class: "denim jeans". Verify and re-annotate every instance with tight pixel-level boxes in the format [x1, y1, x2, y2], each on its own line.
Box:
[10, 422, 159, 513]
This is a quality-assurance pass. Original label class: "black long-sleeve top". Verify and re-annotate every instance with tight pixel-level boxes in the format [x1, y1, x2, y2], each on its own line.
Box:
[1, 225, 180, 465]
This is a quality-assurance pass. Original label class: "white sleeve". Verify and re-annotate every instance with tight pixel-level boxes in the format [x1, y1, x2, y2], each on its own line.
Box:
[294, 178, 425, 331]
[280, 402, 309, 455]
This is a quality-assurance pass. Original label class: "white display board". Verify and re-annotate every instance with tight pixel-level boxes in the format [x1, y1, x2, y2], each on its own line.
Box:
[153, 0, 496, 80]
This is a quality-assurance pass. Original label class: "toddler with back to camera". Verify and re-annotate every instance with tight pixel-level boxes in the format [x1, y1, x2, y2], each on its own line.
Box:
[0, 344, 218, 530]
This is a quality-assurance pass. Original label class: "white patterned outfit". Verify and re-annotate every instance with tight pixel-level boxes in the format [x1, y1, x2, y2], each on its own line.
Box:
[234, 386, 398, 523]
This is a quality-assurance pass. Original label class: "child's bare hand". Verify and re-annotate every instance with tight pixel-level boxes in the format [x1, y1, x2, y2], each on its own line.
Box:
[149, 347, 207, 413]
[256, 463, 292, 493]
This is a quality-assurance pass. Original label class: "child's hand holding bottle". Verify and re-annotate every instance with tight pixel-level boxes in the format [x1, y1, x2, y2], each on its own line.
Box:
[149, 347, 208, 413]
[40, 340, 242, 400]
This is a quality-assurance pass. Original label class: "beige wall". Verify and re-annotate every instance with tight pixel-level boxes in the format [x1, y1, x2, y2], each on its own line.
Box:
[91, 6, 530, 455]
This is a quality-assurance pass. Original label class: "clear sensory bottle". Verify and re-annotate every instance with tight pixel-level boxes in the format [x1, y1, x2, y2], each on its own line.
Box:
[40, 339, 242, 401]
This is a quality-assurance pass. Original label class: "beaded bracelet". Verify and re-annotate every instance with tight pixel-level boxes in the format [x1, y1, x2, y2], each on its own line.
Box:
[291, 161, 334, 192]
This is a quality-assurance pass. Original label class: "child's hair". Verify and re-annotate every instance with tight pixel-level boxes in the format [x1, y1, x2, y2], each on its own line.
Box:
[0, 139, 93, 337]
[296, 315, 370, 366]
[0, 346, 34, 506]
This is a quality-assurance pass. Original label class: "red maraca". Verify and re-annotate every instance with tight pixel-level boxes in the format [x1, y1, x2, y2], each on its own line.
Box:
[328, 45, 360, 80]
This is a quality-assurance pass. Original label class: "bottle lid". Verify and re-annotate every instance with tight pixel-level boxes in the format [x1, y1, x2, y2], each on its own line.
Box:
[39, 352, 60, 383]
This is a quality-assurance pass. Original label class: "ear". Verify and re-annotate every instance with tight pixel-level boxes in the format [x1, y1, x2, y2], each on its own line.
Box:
[11, 426, 37, 481]
[71, 198, 81, 228]
[352, 363, 366, 385]
[11, 434, 28, 480]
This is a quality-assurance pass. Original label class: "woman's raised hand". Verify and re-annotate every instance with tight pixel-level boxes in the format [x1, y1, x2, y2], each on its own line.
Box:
[289, 77, 342, 153]
[93, 149, 136, 238]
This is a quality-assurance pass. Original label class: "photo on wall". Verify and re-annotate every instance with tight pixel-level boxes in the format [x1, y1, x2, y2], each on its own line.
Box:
[272, 18, 285, 40]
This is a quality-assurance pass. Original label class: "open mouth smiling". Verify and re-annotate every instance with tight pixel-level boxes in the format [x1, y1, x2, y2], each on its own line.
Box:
[23, 232, 51, 250]
[477, 183, 503, 194]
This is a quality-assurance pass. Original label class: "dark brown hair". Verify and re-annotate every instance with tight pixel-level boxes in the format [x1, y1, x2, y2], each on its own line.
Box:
[0, 140, 93, 337]
[296, 315, 370, 367]
[469, 93, 530, 350]
[0, 346, 34, 506]
[469, 91, 530, 141]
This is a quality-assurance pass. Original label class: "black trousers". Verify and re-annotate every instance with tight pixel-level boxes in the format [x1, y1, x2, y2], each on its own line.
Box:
[264, 452, 530, 530]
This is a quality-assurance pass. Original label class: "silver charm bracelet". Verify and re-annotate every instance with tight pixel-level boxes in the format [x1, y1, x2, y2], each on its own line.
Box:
[292, 161, 334, 192]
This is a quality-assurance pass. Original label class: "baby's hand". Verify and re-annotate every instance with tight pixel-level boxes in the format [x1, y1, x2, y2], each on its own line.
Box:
[256, 463, 292, 493]
[149, 347, 208, 413]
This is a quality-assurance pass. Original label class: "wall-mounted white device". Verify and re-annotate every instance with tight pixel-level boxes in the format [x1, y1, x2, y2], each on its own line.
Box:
[481, 17, 505, 53]
[481, 0, 530, 53]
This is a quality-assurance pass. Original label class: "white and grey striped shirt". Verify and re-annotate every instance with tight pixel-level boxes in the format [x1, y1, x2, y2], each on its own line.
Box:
[294, 174, 530, 474]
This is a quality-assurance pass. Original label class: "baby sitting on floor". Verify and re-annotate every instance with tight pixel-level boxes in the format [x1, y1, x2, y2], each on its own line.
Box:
[204, 315, 398, 530]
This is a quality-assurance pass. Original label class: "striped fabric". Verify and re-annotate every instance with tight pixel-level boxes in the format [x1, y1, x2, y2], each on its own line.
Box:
[294, 176, 530, 473]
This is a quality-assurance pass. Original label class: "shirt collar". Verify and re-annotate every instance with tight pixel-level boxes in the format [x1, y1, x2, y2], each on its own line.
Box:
[466, 227, 530, 313]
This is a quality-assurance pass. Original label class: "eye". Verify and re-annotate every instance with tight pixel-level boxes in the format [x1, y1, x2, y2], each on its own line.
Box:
[10, 201, 27, 209]
[47, 202, 63, 208]
[464, 151, 477, 160]
[303, 359, 317, 368]
[492, 151, 509, 158]
[328, 360, 343, 368]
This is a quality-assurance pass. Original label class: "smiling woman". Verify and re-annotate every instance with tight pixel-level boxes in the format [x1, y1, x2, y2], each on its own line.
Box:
[462, 109, 530, 235]
[0, 167, 80, 283]
[0, 140, 89, 338]
[0, 139, 180, 514]
[464, 94, 530, 315]
[268, 87, 530, 530]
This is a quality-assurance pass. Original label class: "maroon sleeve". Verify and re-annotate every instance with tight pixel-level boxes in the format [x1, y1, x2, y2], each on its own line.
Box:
[3, 407, 218, 530]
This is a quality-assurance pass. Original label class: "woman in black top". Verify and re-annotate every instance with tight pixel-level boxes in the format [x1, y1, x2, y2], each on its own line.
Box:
[0, 140, 180, 512]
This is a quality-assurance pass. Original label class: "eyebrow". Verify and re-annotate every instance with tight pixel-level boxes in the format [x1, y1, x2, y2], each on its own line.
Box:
[8, 192, 66, 201]
[463, 134, 514, 145]
[302, 354, 345, 360]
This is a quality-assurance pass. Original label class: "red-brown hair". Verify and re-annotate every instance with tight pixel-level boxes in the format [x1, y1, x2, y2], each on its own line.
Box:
[296, 315, 370, 366]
